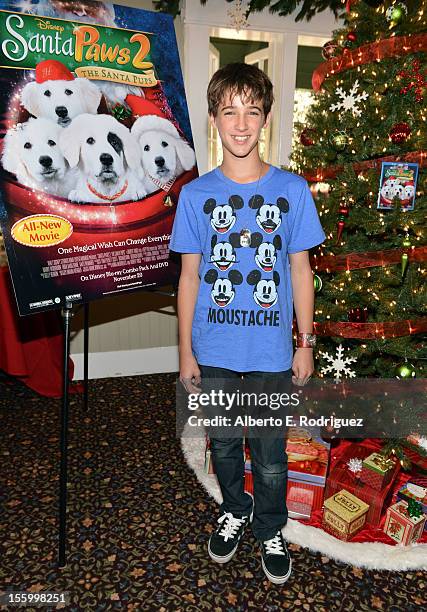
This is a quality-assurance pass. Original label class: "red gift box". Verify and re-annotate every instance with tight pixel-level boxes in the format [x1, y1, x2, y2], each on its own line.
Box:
[324, 444, 400, 526]
[244, 471, 325, 520]
[384, 500, 426, 545]
[286, 481, 315, 519]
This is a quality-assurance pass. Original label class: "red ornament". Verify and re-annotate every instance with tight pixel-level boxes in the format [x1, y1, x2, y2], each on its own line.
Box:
[322, 41, 341, 60]
[347, 32, 357, 42]
[300, 128, 316, 146]
[389, 122, 411, 144]
[336, 220, 346, 243]
[348, 307, 369, 323]
[339, 205, 350, 217]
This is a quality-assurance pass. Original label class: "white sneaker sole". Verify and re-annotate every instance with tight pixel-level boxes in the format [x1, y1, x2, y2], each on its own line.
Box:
[208, 494, 254, 564]
[261, 555, 292, 585]
[208, 538, 240, 564]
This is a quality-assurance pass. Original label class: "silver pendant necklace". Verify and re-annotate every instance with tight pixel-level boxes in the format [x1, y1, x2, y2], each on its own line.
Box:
[233, 161, 265, 247]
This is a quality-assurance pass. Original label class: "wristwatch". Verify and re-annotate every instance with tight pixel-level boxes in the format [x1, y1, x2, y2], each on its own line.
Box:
[296, 332, 316, 348]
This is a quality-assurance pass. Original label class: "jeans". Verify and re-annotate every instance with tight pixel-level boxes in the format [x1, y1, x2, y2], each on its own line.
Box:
[200, 364, 291, 542]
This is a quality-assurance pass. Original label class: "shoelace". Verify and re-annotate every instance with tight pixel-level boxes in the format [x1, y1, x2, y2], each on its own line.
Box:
[263, 532, 287, 555]
[217, 512, 247, 542]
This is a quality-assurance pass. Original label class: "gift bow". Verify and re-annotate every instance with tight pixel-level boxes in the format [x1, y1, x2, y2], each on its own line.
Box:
[371, 454, 394, 471]
[112, 104, 132, 121]
[406, 498, 424, 519]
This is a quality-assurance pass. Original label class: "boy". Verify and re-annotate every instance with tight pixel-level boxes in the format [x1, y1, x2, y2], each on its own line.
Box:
[170, 63, 325, 584]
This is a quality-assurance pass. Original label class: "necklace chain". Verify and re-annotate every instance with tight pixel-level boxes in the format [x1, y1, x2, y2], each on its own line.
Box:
[220, 160, 266, 248]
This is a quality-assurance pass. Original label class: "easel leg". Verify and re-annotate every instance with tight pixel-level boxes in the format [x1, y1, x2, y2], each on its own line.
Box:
[58, 303, 73, 568]
[83, 303, 89, 410]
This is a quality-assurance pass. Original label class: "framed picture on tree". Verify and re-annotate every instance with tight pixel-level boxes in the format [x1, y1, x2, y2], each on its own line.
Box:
[377, 162, 418, 211]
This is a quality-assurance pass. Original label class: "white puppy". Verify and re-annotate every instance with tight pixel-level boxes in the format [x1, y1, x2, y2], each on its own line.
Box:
[402, 184, 415, 200]
[21, 78, 101, 127]
[131, 116, 196, 195]
[59, 114, 145, 203]
[2, 118, 74, 197]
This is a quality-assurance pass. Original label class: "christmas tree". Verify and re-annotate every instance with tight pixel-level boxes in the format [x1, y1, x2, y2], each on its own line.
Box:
[290, 1, 426, 467]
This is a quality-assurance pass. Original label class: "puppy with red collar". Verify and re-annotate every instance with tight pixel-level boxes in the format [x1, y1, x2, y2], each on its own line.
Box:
[59, 114, 146, 203]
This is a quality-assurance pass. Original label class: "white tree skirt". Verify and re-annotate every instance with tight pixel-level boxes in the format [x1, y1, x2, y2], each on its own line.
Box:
[181, 425, 427, 571]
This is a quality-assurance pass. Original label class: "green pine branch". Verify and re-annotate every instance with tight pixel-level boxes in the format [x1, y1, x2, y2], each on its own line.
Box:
[155, 0, 346, 20]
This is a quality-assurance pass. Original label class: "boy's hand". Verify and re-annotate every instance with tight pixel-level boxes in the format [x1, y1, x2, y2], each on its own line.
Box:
[292, 348, 314, 386]
[179, 352, 202, 394]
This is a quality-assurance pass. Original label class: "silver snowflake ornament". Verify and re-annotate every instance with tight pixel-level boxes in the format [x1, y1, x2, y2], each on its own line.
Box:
[319, 344, 357, 381]
[329, 80, 368, 117]
[347, 458, 363, 474]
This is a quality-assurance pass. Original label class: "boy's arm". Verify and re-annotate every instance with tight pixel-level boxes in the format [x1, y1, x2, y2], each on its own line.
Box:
[289, 250, 315, 386]
[178, 253, 202, 392]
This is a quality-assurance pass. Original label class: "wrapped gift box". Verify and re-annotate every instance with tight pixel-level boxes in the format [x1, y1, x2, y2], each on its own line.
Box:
[397, 477, 427, 528]
[244, 426, 330, 520]
[244, 471, 324, 520]
[324, 444, 400, 526]
[286, 425, 330, 486]
[244, 426, 330, 484]
[322, 489, 369, 541]
[286, 480, 315, 519]
[384, 500, 426, 545]
[360, 452, 398, 490]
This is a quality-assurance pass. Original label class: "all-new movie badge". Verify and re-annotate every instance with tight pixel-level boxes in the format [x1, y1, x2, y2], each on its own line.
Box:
[11, 214, 73, 247]
[0, 2, 197, 315]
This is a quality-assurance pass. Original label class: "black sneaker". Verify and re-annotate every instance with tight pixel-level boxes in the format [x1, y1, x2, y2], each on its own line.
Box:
[208, 506, 253, 564]
[260, 530, 292, 584]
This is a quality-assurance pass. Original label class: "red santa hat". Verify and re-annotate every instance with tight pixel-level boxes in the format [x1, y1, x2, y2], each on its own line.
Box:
[126, 94, 168, 120]
[35, 60, 75, 83]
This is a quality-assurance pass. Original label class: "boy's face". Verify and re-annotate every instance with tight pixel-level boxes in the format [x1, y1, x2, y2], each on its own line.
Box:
[209, 91, 271, 161]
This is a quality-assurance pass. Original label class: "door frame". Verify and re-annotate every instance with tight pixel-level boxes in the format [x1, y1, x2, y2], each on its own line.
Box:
[182, 0, 336, 174]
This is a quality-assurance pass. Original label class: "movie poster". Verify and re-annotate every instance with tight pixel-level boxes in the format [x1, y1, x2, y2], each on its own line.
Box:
[377, 161, 418, 211]
[0, 1, 197, 315]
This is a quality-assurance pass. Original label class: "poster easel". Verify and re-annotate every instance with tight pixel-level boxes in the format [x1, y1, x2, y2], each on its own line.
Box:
[57, 288, 177, 567]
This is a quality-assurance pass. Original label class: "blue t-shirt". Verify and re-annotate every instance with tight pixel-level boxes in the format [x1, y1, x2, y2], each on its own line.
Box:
[169, 165, 326, 372]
